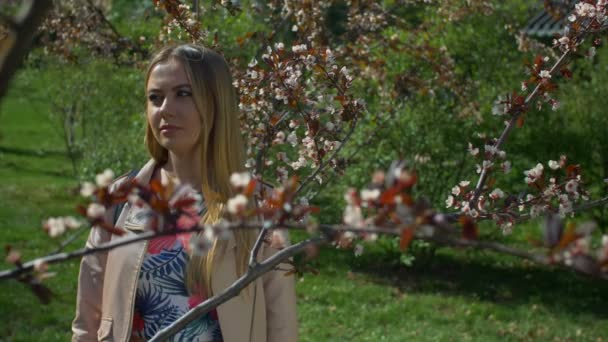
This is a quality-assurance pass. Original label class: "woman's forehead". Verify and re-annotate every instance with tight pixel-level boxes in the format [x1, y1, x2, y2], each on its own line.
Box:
[147, 59, 191, 90]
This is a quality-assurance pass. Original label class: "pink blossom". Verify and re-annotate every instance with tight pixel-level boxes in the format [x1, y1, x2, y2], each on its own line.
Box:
[565, 179, 578, 194]
[489, 188, 505, 200]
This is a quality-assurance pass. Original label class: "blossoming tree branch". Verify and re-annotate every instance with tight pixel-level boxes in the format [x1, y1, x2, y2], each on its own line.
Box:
[2, 0, 608, 340]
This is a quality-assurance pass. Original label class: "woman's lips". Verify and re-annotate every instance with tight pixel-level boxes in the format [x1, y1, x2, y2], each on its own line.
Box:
[160, 125, 180, 134]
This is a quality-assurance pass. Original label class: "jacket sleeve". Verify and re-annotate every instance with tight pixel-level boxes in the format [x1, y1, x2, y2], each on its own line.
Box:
[261, 233, 299, 342]
[72, 180, 125, 341]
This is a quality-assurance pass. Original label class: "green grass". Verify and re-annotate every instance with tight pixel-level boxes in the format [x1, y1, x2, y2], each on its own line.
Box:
[1, 77, 608, 341]
[0, 74, 83, 341]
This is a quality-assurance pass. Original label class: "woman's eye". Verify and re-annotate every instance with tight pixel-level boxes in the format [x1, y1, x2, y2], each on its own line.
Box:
[177, 90, 192, 97]
[148, 94, 162, 104]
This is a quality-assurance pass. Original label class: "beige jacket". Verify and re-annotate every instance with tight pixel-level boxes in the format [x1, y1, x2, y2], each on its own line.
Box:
[72, 160, 298, 341]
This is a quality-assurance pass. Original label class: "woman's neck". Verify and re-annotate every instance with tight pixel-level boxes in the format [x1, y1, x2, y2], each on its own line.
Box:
[162, 150, 203, 191]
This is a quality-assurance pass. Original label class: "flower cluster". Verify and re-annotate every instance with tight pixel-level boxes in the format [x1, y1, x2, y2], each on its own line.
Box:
[152, 0, 205, 44]
[38, 0, 146, 64]
[233, 42, 363, 187]
[338, 162, 443, 253]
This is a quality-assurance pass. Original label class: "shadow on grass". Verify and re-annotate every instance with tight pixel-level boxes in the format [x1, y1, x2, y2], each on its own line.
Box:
[305, 243, 608, 318]
[0, 145, 68, 158]
[0, 158, 74, 179]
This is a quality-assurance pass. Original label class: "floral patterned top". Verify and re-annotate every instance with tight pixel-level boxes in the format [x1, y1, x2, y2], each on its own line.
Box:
[131, 232, 223, 341]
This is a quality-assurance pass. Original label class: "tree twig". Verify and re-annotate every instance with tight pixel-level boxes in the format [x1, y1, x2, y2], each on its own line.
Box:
[0, 0, 53, 103]
[469, 50, 570, 206]
[295, 119, 359, 196]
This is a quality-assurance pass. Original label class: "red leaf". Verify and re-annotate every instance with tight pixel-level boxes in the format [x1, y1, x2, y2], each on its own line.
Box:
[566, 164, 580, 177]
[270, 115, 281, 126]
[399, 227, 414, 251]
[76, 205, 88, 217]
[516, 115, 525, 128]
[460, 216, 478, 240]
[379, 187, 400, 205]
[172, 197, 197, 209]
[244, 179, 257, 197]
[560, 68, 572, 79]
[150, 179, 165, 197]
[307, 119, 319, 136]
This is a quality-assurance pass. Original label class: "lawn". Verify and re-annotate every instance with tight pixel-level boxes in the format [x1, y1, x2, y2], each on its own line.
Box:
[1, 74, 607, 341]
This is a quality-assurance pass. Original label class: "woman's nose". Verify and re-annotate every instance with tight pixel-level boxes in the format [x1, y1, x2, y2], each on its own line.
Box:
[159, 97, 175, 117]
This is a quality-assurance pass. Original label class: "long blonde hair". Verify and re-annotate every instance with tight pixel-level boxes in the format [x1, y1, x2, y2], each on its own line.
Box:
[144, 44, 257, 295]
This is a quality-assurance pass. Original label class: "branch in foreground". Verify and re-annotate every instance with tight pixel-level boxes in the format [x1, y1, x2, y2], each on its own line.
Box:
[149, 234, 326, 341]
[150, 218, 608, 340]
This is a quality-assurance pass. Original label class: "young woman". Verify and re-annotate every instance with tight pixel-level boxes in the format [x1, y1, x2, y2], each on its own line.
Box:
[72, 44, 298, 342]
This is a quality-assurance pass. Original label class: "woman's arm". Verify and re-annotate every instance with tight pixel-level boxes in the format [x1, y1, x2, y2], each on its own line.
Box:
[261, 234, 299, 342]
[71, 222, 113, 341]
[71, 176, 128, 341]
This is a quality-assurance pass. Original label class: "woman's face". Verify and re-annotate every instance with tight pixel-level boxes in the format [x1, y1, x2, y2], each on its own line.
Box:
[146, 58, 202, 156]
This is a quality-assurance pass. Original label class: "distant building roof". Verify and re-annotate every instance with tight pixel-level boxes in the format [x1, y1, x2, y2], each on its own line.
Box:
[522, 1, 573, 37]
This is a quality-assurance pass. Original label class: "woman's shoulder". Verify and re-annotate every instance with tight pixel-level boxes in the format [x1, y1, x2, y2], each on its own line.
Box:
[108, 169, 140, 193]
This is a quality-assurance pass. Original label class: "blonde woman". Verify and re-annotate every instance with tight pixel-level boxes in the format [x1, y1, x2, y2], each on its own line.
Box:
[72, 44, 298, 342]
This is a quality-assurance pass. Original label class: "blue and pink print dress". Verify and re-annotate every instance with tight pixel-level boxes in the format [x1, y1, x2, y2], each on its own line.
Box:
[130, 232, 223, 341]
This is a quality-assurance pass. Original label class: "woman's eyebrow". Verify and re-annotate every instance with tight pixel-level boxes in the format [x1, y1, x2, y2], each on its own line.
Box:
[146, 84, 191, 93]
[173, 84, 192, 90]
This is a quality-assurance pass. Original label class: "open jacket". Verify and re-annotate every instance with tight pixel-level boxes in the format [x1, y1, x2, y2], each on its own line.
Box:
[72, 160, 298, 341]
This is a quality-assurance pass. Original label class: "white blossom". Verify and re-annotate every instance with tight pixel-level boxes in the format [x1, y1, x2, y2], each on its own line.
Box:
[575, 2, 596, 18]
[539, 70, 551, 79]
[80, 182, 96, 197]
[227, 194, 248, 214]
[502, 161, 512, 174]
[445, 195, 455, 208]
[45, 217, 66, 238]
[548, 160, 560, 170]
[343, 204, 364, 228]
[189, 228, 215, 256]
[524, 163, 544, 184]
[468, 142, 479, 156]
[230, 172, 251, 188]
[63, 216, 81, 230]
[87, 203, 106, 219]
[484, 144, 499, 155]
[354, 244, 364, 257]
[501, 222, 514, 235]
[286, 132, 298, 146]
[361, 188, 380, 202]
[292, 44, 307, 53]
[95, 169, 114, 187]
